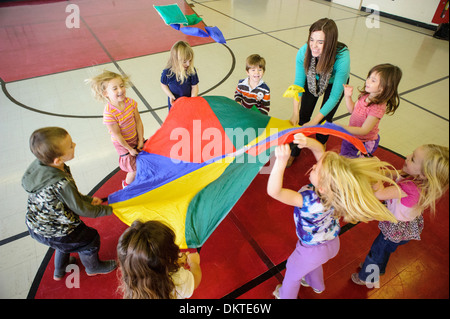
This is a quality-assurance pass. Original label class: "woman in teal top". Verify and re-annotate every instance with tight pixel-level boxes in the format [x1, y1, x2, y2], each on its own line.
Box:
[289, 18, 350, 165]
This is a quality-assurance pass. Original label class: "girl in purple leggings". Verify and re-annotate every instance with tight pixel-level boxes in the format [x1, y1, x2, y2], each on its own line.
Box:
[267, 133, 399, 299]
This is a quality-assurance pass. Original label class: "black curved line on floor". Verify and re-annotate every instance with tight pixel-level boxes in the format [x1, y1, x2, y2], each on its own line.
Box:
[199, 43, 236, 97]
[26, 247, 55, 299]
[26, 166, 122, 299]
[23, 148, 406, 299]
[0, 42, 235, 121]
[21, 42, 236, 301]
[0, 77, 101, 119]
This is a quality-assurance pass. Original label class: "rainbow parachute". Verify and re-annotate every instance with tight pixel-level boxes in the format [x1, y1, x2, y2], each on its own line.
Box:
[108, 96, 366, 248]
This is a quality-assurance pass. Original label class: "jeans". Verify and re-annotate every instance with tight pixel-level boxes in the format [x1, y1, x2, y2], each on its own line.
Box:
[28, 222, 101, 273]
[358, 232, 409, 281]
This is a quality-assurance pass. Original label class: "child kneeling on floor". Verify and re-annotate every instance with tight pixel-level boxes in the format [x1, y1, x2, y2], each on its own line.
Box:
[23, 127, 116, 281]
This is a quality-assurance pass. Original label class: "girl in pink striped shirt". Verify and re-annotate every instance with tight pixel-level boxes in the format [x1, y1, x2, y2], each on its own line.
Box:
[88, 71, 144, 187]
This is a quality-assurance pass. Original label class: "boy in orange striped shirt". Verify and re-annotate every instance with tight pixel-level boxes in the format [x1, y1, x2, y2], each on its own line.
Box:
[88, 71, 144, 187]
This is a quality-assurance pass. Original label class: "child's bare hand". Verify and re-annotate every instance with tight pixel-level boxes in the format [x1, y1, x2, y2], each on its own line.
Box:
[129, 148, 139, 156]
[343, 84, 353, 97]
[136, 140, 144, 152]
[290, 113, 299, 126]
[186, 252, 200, 266]
[274, 144, 291, 164]
[293, 133, 308, 148]
[91, 197, 103, 205]
[372, 180, 384, 192]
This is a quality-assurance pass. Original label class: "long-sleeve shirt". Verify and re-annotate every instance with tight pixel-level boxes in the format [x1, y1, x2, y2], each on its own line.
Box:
[294, 43, 350, 117]
[234, 77, 270, 115]
[23, 159, 112, 238]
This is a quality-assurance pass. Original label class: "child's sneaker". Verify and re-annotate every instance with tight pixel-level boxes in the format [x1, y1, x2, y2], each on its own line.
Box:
[272, 284, 281, 299]
[301, 278, 323, 293]
[351, 273, 369, 286]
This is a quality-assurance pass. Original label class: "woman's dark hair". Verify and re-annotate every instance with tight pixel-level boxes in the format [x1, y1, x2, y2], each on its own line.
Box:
[304, 18, 347, 75]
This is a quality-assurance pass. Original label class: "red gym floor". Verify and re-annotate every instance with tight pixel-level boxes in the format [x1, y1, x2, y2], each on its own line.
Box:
[30, 136, 449, 299]
[0, 0, 213, 82]
[1, 0, 448, 300]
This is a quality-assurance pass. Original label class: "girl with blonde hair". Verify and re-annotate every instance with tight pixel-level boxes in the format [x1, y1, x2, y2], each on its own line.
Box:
[87, 70, 144, 187]
[352, 144, 449, 286]
[268, 133, 398, 299]
[160, 41, 199, 109]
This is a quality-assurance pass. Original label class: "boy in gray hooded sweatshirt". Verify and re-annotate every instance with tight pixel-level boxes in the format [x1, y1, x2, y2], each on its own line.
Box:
[22, 127, 116, 280]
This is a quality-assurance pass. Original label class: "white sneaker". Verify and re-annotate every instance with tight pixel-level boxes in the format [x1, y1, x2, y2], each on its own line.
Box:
[301, 278, 323, 294]
[272, 284, 281, 299]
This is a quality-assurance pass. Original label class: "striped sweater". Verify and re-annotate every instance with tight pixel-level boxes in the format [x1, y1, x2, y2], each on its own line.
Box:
[103, 97, 138, 142]
[234, 78, 270, 115]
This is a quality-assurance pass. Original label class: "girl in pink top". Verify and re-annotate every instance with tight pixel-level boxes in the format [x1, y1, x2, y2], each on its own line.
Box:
[88, 71, 144, 187]
[352, 144, 449, 286]
[339, 64, 402, 158]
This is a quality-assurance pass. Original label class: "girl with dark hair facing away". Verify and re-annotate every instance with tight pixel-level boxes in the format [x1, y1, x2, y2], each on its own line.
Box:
[117, 220, 202, 299]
